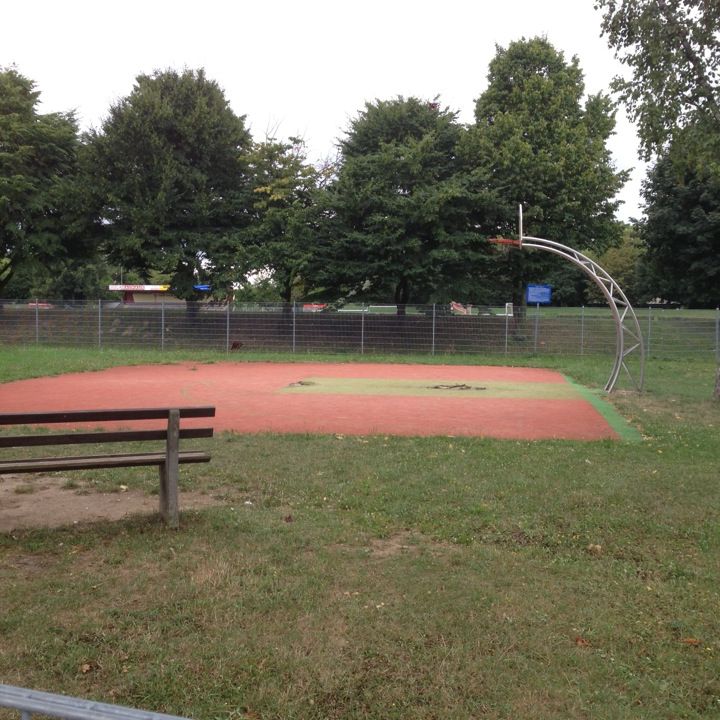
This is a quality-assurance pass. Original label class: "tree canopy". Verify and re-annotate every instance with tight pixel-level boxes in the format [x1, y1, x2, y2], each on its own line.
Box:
[0, 67, 96, 296]
[596, 0, 720, 163]
[86, 68, 254, 300]
[584, 225, 646, 305]
[317, 97, 488, 309]
[640, 152, 720, 307]
[462, 37, 628, 304]
[0, 48, 663, 308]
[597, 2, 720, 309]
[469, 37, 627, 248]
[244, 137, 321, 302]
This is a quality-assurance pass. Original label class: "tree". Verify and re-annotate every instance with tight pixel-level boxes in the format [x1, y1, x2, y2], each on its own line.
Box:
[596, 2, 720, 393]
[471, 37, 627, 247]
[596, 0, 720, 163]
[317, 97, 490, 311]
[244, 137, 321, 302]
[0, 68, 96, 297]
[584, 225, 646, 305]
[86, 69, 253, 301]
[463, 37, 629, 305]
[640, 153, 720, 307]
[4, 255, 116, 300]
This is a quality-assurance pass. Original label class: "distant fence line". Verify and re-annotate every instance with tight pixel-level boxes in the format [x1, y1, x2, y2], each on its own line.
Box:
[1, 300, 719, 360]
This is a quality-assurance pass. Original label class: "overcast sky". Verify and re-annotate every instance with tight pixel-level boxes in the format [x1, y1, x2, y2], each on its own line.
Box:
[5, 0, 647, 221]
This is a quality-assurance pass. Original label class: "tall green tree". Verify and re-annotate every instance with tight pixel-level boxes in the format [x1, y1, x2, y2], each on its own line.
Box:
[596, 0, 720, 164]
[597, 2, 720, 394]
[0, 68, 96, 297]
[317, 97, 490, 311]
[245, 137, 321, 302]
[640, 153, 720, 307]
[471, 37, 627, 247]
[463, 37, 628, 305]
[87, 68, 253, 301]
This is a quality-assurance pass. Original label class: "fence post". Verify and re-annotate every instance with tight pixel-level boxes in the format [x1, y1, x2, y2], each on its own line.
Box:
[161, 301, 165, 352]
[504, 310, 509, 356]
[34, 299, 39, 344]
[432, 304, 436, 356]
[533, 303, 540, 353]
[580, 305, 585, 356]
[98, 299, 102, 351]
[226, 302, 230, 353]
[716, 307, 719, 362]
[360, 308, 365, 354]
[646, 306, 652, 355]
[292, 302, 296, 353]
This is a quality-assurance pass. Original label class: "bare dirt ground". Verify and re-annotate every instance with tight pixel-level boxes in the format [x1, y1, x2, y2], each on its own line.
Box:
[0, 474, 222, 533]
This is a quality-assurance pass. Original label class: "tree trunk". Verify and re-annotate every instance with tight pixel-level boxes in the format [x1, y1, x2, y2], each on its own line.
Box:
[395, 277, 409, 316]
[281, 277, 293, 305]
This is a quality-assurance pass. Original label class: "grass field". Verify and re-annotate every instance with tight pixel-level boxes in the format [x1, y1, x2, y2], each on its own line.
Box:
[1, 347, 719, 719]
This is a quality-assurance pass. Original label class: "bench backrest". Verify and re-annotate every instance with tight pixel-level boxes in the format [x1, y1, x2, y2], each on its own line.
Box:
[0, 407, 215, 448]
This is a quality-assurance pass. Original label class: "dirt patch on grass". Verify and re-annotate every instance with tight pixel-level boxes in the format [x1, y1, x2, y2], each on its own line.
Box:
[0, 474, 223, 533]
[328, 531, 457, 561]
[0, 551, 58, 579]
[368, 531, 421, 558]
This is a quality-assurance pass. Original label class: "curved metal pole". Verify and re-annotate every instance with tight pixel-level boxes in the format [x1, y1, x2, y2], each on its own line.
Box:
[520, 235, 645, 392]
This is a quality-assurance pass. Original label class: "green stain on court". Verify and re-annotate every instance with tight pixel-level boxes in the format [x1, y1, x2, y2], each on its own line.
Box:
[281, 377, 582, 400]
[564, 377, 643, 443]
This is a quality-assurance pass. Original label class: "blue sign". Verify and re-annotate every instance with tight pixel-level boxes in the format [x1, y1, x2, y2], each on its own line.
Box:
[526, 284, 552, 305]
[193, 284, 212, 292]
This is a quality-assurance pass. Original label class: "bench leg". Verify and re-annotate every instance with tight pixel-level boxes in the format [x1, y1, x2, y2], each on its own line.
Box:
[160, 409, 180, 528]
[159, 462, 180, 528]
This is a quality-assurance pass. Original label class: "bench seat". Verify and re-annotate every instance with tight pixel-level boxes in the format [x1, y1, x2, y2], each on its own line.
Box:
[0, 450, 211, 474]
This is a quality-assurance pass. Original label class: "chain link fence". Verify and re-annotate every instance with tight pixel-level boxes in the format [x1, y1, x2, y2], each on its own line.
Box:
[2, 300, 719, 360]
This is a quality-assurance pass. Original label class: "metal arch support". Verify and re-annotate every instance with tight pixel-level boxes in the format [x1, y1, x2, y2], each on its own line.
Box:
[519, 235, 645, 392]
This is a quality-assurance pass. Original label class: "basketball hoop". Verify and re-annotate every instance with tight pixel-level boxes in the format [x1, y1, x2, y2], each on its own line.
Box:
[489, 237, 522, 247]
[489, 237, 522, 257]
[490, 205, 524, 255]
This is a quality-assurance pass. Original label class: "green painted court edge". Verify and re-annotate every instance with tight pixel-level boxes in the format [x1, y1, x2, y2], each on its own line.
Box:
[277, 372, 642, 442]
[564, 376, 643, 443]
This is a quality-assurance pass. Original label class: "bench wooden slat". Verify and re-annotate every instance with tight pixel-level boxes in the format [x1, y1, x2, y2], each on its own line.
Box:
[0, 406, 216, 425]
[0, 427, 214, 448]
[0, 450, 211, 474]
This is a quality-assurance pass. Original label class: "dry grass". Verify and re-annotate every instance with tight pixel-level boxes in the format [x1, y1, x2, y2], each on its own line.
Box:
[1, 351, 719, 718]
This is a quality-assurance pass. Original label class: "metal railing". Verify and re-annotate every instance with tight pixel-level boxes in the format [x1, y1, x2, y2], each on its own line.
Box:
[1, 300, 718, 360]
[0, 684, 190, 720]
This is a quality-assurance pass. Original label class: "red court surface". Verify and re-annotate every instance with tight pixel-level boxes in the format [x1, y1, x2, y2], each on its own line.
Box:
[0, 362, 620, 440]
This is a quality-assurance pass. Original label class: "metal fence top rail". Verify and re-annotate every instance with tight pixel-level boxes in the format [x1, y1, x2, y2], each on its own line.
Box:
[0, 685, 191, 720]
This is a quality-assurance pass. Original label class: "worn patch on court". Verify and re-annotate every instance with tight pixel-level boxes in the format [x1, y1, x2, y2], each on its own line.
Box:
[281, 377, 581, 400]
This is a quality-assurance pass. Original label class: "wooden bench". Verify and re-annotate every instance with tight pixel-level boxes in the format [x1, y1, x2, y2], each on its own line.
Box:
[0, 407, 215, 528]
